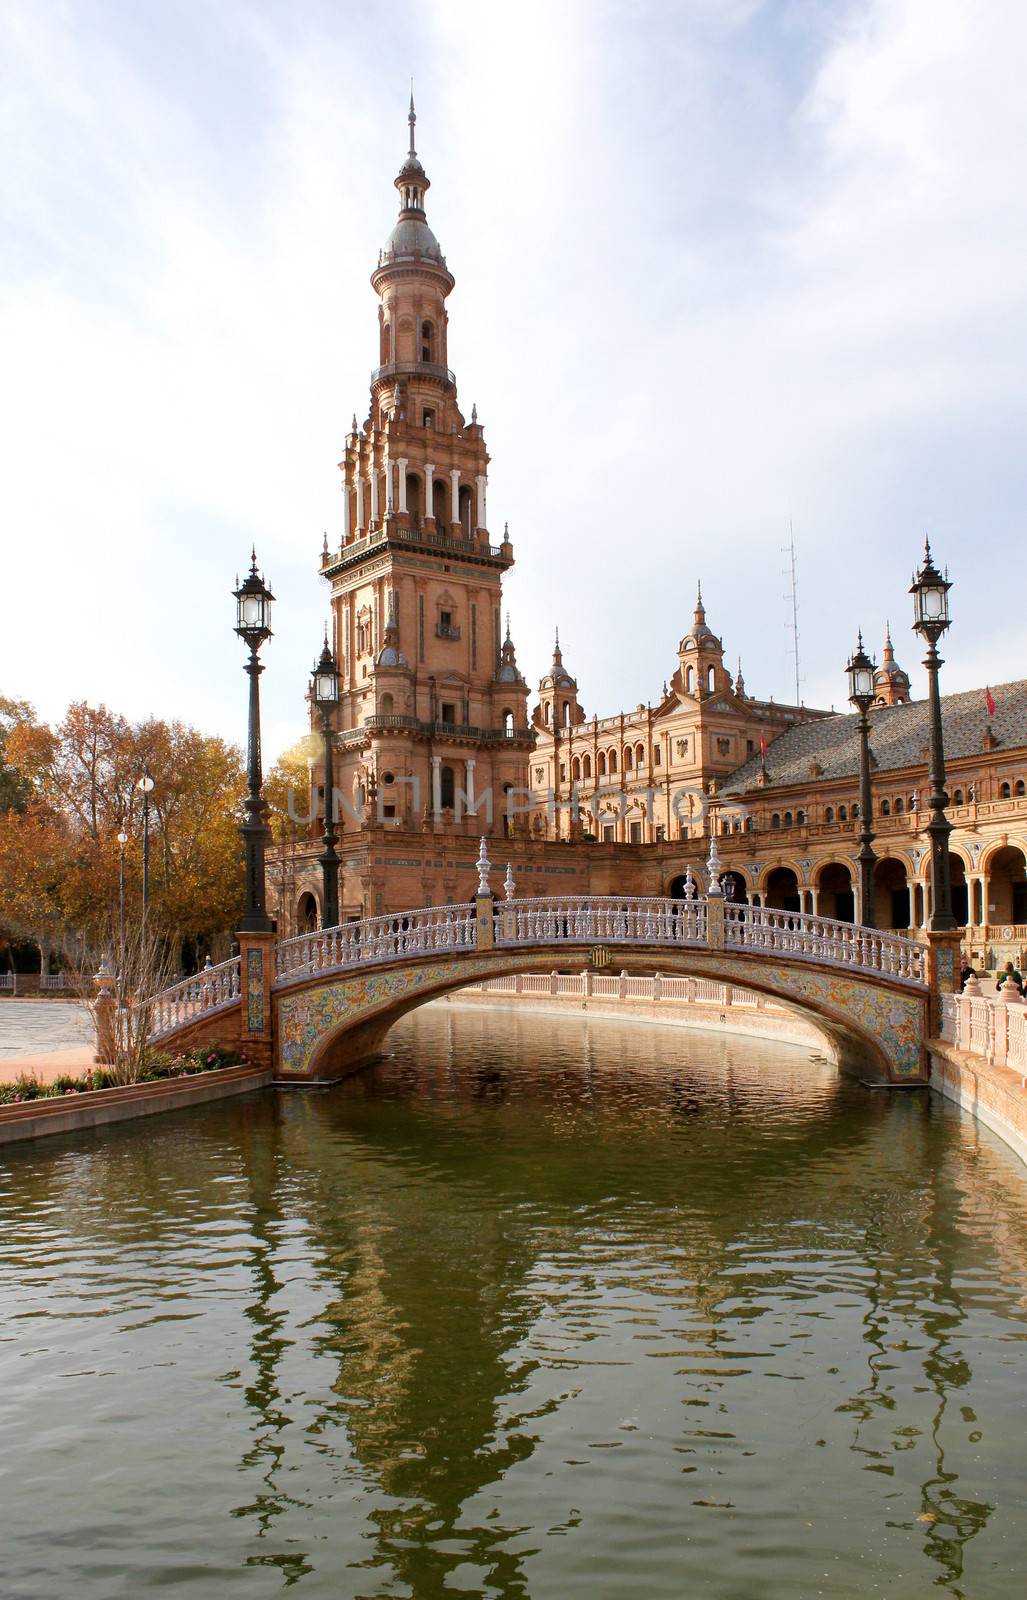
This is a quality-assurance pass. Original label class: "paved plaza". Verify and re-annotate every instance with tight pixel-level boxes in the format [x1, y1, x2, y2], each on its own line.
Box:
[0, 1001, 95, 1063]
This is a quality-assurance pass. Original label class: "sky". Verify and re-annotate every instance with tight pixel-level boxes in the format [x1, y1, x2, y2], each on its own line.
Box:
[2, 0, 1026, 759]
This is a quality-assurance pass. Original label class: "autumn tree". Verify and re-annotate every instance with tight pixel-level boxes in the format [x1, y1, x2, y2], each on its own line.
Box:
[0, 700, 247, 970]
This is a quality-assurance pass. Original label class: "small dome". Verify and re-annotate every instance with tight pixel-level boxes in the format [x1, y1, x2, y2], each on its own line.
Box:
[376, 644, 409, 668]
[382, 215, 445, 266]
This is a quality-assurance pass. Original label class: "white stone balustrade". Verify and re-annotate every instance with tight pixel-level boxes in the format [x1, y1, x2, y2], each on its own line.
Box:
[938, 989, 1027, 1074]
[724, 904, 925, 984]
[275, 903, 476, 985]
[494, 896, 709, 949]
[148, 956, 241, 1040]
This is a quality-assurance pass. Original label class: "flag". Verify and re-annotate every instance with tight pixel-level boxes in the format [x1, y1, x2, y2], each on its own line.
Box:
[986, 686, 996, 718]
[760, 732, 767, 762]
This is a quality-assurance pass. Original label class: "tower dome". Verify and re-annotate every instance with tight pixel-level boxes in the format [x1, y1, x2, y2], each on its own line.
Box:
[375, 95, 451, 281]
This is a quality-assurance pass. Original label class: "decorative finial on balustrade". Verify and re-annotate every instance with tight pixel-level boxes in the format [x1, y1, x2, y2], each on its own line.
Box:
[476, 836, 492, 894]
[504, 863, 515, 900]
[203, 955, 214, 971]
[683, 866, 696, 901]
[706, 833, 723, 896]
[94, 957, 115, 991]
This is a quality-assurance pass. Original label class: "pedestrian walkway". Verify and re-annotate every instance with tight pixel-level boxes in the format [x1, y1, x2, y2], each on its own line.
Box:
[0, 1002, 96, 1083]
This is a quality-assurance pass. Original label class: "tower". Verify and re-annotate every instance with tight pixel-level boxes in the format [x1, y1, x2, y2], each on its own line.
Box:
[318, 100, 532, 836]
[535, 630, 585, 732]
[675, 584, 732, 701]
[873, 624, 911, 706]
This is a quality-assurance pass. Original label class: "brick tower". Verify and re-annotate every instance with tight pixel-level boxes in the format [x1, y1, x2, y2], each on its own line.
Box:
[318, 98, 533, 836]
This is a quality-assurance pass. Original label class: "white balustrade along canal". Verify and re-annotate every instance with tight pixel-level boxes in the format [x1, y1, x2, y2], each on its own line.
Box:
[939, 989, 1027, 1076]
[724, 904, 925, 983]
[275, 903, 477, 985]
[148, 957, 241, 1040]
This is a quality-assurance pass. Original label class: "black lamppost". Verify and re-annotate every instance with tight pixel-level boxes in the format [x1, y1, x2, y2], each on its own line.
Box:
[234, 551, 275, 934]
[846, 631, 877, 928]
[911, 538, 955, 931]
[311, 635, 341, 928]
[136, 770, 154, 948]
[117, 827, 128, 993]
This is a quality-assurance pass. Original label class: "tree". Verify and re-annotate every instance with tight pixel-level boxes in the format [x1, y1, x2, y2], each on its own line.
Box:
[0, 695, 34, 814]
[0, 700, 248, 969]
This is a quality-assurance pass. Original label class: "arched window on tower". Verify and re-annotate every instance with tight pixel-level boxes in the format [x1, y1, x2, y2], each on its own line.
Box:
[597, 751, 606, 777]
[421, 320, 435, 363]
[440, 764, 455, 809]
[685, 666, 694, 694]
[458, 484, 474, 537]
[432, 478, 448, 526]
[609, 750, 618, 774]
[571, 756, 581, 781]
[562, 702, 571, 727]
[636, 743, 645, 767]
[406, 472, 421, 524]
[502, 708, 514, 734]
[544, 702, 551, 725]
[583, 753, 592, 779]
[707, 665, 716, 693]
[624, 747, 633, 771]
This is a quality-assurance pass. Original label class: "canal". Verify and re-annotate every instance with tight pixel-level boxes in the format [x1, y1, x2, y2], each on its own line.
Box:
[1, 1003, 1025, 1599]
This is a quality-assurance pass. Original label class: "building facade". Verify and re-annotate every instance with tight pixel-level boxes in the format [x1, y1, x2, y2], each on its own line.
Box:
[271, 107, 1027, 969]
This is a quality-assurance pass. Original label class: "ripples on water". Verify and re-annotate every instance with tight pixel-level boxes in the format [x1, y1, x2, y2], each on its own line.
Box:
[1, 1002, 1026, 1599]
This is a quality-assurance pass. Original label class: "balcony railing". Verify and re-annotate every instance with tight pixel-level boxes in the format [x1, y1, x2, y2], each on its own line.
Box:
[435, 623, 462, 640]
[370, 360, 457, 386]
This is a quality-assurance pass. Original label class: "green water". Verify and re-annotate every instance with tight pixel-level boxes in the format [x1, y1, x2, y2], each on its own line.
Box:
[1, 1003, 1026, 1599]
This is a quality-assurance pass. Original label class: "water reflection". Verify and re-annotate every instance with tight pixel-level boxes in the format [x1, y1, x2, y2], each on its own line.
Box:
[0, 1004, 1026, 1599]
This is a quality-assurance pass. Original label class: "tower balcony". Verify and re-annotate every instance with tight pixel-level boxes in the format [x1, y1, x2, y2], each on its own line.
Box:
[371, 360, 456, 389]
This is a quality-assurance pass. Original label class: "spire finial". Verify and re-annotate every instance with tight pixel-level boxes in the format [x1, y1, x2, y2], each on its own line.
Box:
[408, 85, 416, 158]
[554, 626, 561, 662]
[695, 580, 705, 619]
[505, 611, 512, 644]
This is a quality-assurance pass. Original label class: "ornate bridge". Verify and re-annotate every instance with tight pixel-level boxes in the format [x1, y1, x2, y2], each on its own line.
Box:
[145, 843, 939, 1085]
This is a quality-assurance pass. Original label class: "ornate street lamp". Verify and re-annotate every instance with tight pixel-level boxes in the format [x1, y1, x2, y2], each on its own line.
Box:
[910, 538, 955, 931]
[846, 631, 877, 928]
[117, 828, 128, 996]
[311, 633, 341, 929]
[234, 551, 275, 933]
[135, 771, 154, 948]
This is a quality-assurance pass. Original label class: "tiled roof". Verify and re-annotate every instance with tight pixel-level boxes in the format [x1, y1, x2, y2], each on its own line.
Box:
[723, 679, 1027, 794]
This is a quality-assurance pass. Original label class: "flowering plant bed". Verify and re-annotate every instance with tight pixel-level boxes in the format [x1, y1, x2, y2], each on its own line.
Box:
[0, 1044, 251, 1106]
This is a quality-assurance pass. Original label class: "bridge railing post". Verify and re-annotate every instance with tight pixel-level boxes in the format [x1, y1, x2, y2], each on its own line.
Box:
[238, 928, 276, 1071]
[475, 891, 494, 952]
[924, 927, 962, 1037]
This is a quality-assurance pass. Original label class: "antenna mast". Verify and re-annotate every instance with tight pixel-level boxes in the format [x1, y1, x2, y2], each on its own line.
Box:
[783, 524, 801, 705]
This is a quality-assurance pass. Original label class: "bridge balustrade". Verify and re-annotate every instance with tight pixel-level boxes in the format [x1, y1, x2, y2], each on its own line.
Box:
[149, 956, 241, 1040]
[494, 896, 708, 949]
[275, 903, 477, 985]
[724, 904, 925, 984]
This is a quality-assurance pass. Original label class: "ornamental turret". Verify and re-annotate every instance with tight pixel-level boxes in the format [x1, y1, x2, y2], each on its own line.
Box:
[873, 624, 911, 706]
[536, 629, 585, 732]
[676, 583, 732, 700]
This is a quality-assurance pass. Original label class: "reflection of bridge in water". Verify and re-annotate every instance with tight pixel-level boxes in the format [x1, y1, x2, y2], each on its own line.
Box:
[149, 842, 936, 1084]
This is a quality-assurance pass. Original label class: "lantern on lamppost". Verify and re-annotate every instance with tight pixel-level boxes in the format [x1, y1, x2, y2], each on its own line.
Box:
[311, 633, 341, 929]
[846, 631, 877, 928]
[234, 551, 275, 933]
[910, 539, 955, 932]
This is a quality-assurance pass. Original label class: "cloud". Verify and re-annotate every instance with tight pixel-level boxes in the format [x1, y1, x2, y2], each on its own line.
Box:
[1, 0, 1025, 755]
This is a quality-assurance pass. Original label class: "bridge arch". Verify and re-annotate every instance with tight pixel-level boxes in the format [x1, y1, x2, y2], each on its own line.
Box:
[273, 944, 924, 1089]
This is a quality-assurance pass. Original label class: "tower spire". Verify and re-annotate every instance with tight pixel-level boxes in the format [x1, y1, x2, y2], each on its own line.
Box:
[408, 86, 416, 157]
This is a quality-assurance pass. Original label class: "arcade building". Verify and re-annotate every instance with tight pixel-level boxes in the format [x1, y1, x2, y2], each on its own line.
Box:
[269, 104, 1027, 972]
